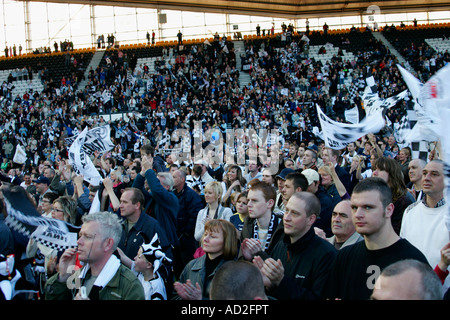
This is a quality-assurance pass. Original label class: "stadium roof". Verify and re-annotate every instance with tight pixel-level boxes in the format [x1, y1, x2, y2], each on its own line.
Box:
[23, 0, 450, 18]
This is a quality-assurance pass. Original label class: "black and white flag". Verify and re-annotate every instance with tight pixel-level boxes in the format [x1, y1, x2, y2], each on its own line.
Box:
[127, 70, 135, 87]
[3, 189, 79, 252]
[68, 127, 103, 186]
[362, 76, 408, 116]
[65, 125, 114, 156]
[396, 64, 445, 142]
[316, 104, 385, 150]
[101, 89, 112, 104]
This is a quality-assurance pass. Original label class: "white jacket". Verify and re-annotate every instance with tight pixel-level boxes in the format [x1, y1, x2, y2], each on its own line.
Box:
[194, 204, 233, 241]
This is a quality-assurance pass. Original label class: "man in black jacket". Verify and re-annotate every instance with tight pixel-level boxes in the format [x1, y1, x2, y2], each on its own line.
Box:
[171, 169, 204, 278]
[251, 191, 337, 300]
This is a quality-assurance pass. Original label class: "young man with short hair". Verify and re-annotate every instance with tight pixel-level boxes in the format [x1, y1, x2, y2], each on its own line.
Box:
[325, 177, 429, 300]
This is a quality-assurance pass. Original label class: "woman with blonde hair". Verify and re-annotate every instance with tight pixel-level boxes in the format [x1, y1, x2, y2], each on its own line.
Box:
[51, 195, 78, 225]
[194, 181, 233, 241]
[174, 219, 238, 300]
[318, 164, 350, 208]
[26, 195, 78, 296]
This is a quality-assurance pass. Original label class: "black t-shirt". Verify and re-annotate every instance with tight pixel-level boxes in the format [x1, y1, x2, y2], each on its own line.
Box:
[325, 238, 429, 300]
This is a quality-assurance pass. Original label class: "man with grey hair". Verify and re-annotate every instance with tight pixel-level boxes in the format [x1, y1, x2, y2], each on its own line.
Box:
[43, 166, 66, 196]
[44, 211, 145, 300]
[371, 259, 443, 300]
[401, 160, 449, 269]
[157, 172, 174, 191]
[326, 200, 363, 250]
[171, 169, 203, 278]
[406, 158, 427, 201]
[132, 154, 179, 251]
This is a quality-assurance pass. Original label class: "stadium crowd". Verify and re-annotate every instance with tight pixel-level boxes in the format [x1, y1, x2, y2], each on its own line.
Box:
[0, 23, 449, 301]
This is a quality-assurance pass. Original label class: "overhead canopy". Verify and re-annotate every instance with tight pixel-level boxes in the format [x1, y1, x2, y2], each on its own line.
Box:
[22, 0, 450, 18]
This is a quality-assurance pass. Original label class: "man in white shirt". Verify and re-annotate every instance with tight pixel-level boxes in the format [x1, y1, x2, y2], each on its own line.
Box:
[400, 160, 449, 268]
[244, 159, 262, 183]
[406, 158, 426, 201]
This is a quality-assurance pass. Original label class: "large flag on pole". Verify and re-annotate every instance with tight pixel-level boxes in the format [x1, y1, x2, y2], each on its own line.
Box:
[396, 64, 448, 143]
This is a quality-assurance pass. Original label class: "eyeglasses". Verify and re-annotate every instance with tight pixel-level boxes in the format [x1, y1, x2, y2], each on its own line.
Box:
[51, 207, 64, 213]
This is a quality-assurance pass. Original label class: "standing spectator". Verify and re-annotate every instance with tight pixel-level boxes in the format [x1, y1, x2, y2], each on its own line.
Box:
[116, 187, 171, 264]
[222, 164, 247, 207]
[397, 147, 411, 185]
[244, 159, 262, 183]
[301, 148, 319, 171]
[302, 169, 335, 237]
[324, 177, 429, 300]
[323, 22, 329, 36]
[240, 181, 281, 258]
[33, 175, 55, 209]
[2, 140, 14, 160]
[44, 211, 145, 300]
[133, 155, 179, 251]
[171, 169, 204, 278]
[177, 30, 183, 45]
[43, 166, 66, 196]
[321, 147, 352, 194]
[406, 158, 426, 201]
[324, 200, 363, 250]
[400, 160, 449, 269]
[195, 181, 233, 242]
[282, 172, 309, 209]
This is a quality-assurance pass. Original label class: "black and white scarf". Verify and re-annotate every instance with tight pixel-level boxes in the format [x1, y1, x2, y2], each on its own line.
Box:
[253, 213, 279, 251]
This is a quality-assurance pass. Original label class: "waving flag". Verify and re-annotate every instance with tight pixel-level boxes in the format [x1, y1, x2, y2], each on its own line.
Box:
[362, 78, 408, 116]
[396, 64, 448, 142]
[3, 188, 79, 252]
[316, 104, 385, 150]
[13, 145, 27, 164]
[68, 127, 103, 186]
[65, 125, 114, 156]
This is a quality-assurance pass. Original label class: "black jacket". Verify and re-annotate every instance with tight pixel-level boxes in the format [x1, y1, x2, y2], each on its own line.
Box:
[173, 183, 203, 237]
[262, 226, 337, 300]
